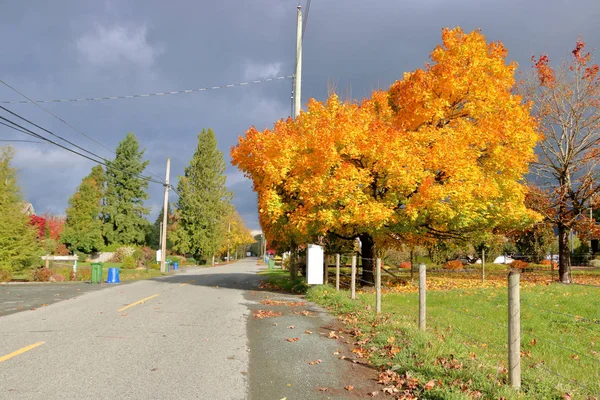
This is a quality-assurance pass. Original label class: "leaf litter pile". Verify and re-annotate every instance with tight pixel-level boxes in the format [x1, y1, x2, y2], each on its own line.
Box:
[253, 309, 281, 319]
[261, 299, 306, 307]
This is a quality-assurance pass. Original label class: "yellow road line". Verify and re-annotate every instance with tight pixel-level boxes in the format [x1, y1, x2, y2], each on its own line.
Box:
[180, 280, 196, 286]
[0, 342, 45, 363]
[118, 294, 160, 312]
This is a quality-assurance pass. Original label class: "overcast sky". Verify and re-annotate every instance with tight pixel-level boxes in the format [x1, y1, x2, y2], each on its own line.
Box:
[1, 0, 598, 230]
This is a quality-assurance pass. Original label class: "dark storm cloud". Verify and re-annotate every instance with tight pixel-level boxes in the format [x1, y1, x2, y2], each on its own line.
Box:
[1, 0, 599, 230]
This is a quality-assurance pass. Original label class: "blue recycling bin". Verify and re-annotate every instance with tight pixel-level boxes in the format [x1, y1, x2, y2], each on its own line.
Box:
[173, 262, 179, 270]
[106, 267, 120, 283]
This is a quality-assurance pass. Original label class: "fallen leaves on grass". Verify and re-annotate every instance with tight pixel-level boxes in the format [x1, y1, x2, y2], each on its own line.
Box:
[253, 310, 282, 319]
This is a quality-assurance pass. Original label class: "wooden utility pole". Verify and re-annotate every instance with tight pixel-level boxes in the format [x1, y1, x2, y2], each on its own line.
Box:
[294, 5, 302, 118]
[160, 158, 170, 273]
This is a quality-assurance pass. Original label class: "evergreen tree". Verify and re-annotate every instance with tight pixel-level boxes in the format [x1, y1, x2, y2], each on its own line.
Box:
[172, 129, 231, 260]
[0, 147, 40, 275]
[103, 133, 150, 245]
[62, 165, 105, 253]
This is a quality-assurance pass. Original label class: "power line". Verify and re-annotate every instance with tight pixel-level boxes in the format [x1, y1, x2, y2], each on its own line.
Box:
[0, 120, 42, 138]
[0, 80, 166, 183]
[0, 115, 106, 165]
[0, 114, 164, 185]
[0, 105, 108, 163]
[0, 79, 113, 155]
[0, 139, 44, 144]
[302, 0, 312, 41]
[0, 76, 293, 105]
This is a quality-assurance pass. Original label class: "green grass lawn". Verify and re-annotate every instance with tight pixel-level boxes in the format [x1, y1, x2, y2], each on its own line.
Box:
[306, 283, 600, 399]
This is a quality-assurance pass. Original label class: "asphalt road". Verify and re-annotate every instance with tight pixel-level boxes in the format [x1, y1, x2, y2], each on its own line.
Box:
[0, 281, 124, 317]
[0, 259, 378, 399]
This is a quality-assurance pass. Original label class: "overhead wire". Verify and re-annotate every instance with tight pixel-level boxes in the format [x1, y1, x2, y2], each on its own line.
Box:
[0, 79, 113, 155]
[0, 105, 109, 163]
[0, 80, 165, 183]
[0, 114, 164, 185]
[0, 139, 44, 144]
[0, 76, 293, 105]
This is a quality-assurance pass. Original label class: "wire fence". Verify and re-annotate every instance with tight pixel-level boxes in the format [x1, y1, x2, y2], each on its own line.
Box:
[324, 253, 600, 398]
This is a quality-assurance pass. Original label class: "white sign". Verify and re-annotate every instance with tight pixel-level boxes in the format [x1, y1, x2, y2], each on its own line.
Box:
[156, 249, 162, 262]
[306, 244, 324, 285]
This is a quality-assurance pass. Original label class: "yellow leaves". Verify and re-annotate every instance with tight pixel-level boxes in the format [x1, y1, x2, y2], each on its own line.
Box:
[231, 27, 540, 249]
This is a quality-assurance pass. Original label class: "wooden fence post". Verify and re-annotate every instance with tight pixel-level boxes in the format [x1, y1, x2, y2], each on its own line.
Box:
[376, 258, 382, 314]
[335, 254, 340, 291]
[419, 263, 426, 331]
[482, 249, 486, 284]
[323, 254, 328, 284]
[351, 255, 357, 300]
[508, 269, 521, 390]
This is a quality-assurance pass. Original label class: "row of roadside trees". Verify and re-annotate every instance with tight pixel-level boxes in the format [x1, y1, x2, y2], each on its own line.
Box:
[232, 27, 600, 284]
[0, 129, 254, 280]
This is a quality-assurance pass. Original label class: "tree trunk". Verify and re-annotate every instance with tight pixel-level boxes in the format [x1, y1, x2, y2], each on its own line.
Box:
[359, 233, 375, 285]
[557, 223, 571, 283]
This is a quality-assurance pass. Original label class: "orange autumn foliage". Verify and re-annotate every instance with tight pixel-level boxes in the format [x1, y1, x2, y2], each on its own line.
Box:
[231, 27, 540, 251]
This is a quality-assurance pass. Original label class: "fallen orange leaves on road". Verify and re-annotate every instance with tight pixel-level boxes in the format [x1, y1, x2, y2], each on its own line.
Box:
[253, 310, 282, 319]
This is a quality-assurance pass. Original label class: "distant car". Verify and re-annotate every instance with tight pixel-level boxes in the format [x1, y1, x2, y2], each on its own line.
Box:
[493, 255, 514, 264]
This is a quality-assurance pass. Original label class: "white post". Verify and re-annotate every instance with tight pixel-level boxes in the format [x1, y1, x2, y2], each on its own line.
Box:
[419, 263, 426, 331]
[508, 270, 521, 389]
[73, 255, 77, 274]
[351, 255, 357, 300]
[160, 158, 170, 273]
[376, 258, 382, 314]
[335, 254, 340, 291]
[294, 5, 303, 117]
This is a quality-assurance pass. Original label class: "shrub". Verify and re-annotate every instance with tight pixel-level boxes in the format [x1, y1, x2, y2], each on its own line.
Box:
[512, 260, 529, 270]
[169, 255, 183, 264]
[186, 257, 197, 265]
[33, 267, 53, 282]
[443, 260, 463, 270]
[540, 259, 552, 266]
[0, 269, 12, 282]
[50, 274, 66, 282]
[133, 248, 143, 263]
[122, 255, 136, 269]
[589, 259, 600, 268]
[399, 261, 411, 269]
[111, 246, 135, 263]
[139, 246, 155, 269]
[75, 267, 92, 281]
[55, 243, 70, 256]
[149, 263, 160, 270]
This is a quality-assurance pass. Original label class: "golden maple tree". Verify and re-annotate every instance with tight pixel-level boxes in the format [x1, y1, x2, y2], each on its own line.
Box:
[232, 27, 540, 283]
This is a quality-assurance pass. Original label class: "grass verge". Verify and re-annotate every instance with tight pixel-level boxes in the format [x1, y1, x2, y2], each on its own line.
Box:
[305, 283, 600, 399]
